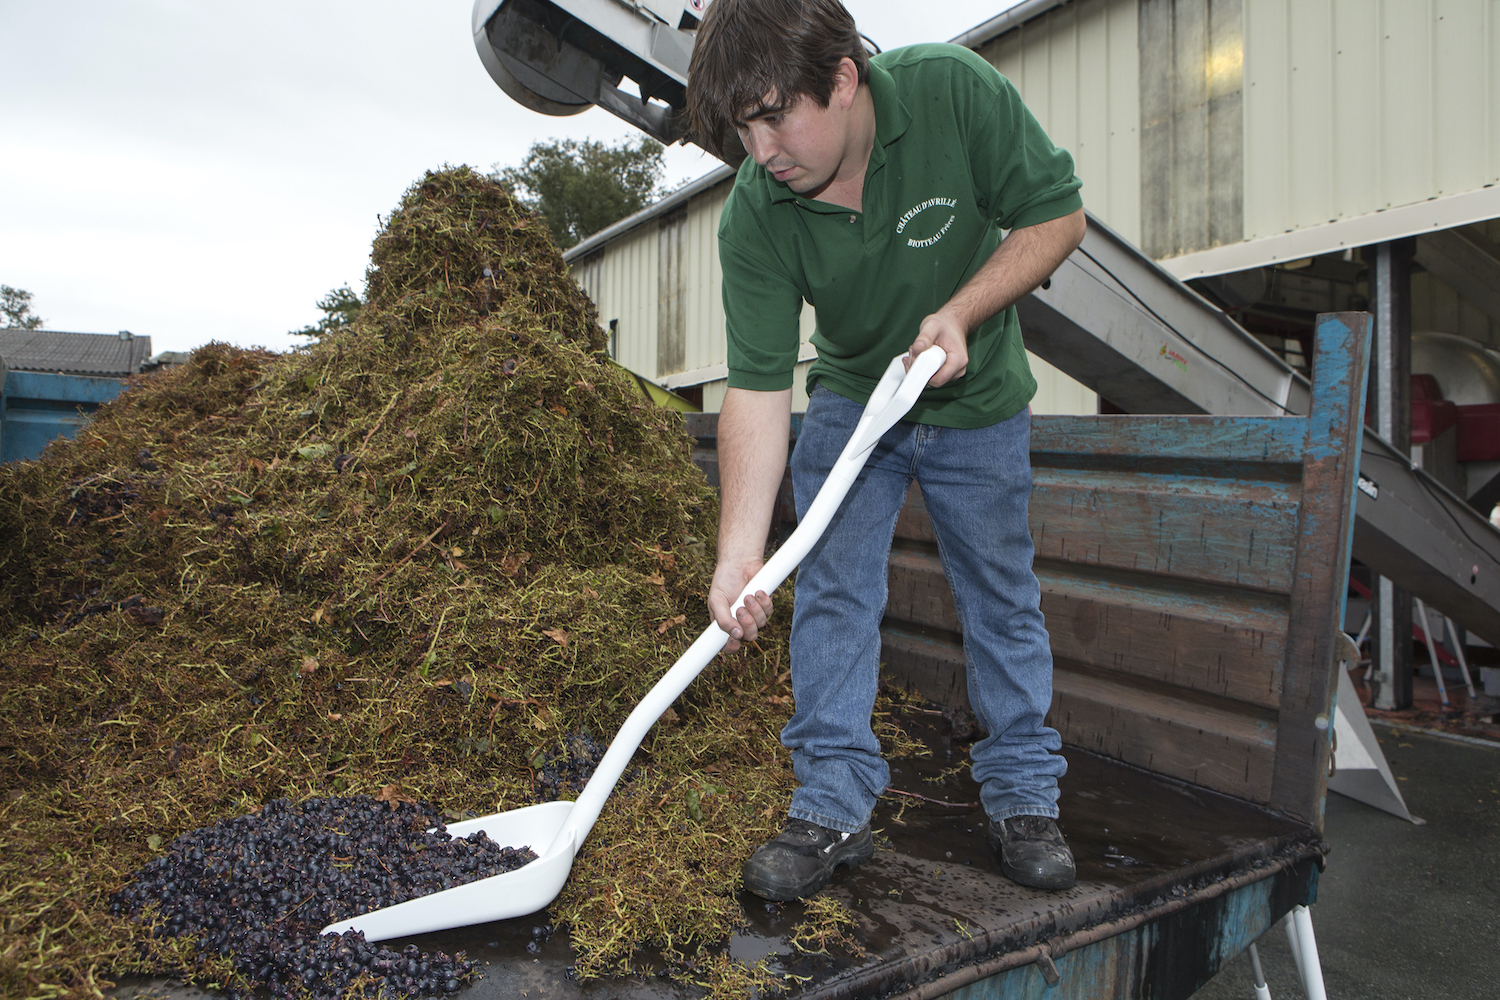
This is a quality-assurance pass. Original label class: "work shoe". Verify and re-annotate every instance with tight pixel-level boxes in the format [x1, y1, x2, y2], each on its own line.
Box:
[741, 819, 874, 901]
[987, 815, 1076, 890]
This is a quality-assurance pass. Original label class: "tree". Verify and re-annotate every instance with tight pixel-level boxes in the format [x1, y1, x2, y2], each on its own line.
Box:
[495, 136, 665, 249]
[2, 285, 44, 329]
[291, 285, 362, 342]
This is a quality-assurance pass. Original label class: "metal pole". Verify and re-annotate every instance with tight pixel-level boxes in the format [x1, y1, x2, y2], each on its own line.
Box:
[1247, 942, 1273, 1000]
[1444, 614, 1478, 700]
[1370, 240, 1414, 709]
[1414, 597, 1450, 707]
[1375, 576, 1398, 709]
[1280, 911, 1306, 987]
[1355, 610, 1373, 682]
[1291, 906, 1329, 1000]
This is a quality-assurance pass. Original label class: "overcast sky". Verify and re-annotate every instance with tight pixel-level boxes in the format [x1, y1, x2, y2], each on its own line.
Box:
[1, 1, 1020, 354]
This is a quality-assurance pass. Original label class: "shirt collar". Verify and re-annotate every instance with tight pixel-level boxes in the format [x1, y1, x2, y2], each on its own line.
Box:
[765, 61, 912, 206]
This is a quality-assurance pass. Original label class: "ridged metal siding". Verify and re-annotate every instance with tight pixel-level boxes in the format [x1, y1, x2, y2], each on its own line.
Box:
[572, 178, 827, 408]
[978, 0, 1142, 246]
[1136, 0, 1246, 259]
[571, 224, 658, 379]
[1243, 0, 1500, 242]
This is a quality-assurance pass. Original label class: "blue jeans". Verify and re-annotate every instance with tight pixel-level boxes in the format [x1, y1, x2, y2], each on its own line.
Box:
[783, 387, 1066, 833]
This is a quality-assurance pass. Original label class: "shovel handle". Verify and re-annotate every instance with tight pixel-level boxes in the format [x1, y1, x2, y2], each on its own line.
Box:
[550, 346, 946, 855]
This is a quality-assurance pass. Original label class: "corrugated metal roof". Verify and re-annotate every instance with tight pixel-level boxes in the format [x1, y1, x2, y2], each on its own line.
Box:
[948, 0, 1073, 50]
[0, 330, 152, 377]
[563, 165, 737, 263]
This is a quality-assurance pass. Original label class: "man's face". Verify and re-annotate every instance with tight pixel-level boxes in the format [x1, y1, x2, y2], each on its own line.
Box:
[735, 92, 849, 196]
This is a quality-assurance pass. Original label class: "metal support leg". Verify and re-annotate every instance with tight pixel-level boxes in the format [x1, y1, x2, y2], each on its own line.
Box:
[1247, 942, 1272, 1000]
[1354, 611, 1374, 682]
[1374, 575, 1412, 709]
[1444, 614, 1478, 700]
[1354, 611, 1372, 650]
[1280, 911, 1305, 987]
[1281, 905, 1328, 1000]
[1415, 597, 1450, 707]
[1371, 239, 1415, 711]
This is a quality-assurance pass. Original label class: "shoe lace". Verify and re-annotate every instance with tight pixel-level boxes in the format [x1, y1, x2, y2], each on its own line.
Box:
[1007, 816, 1059, 841]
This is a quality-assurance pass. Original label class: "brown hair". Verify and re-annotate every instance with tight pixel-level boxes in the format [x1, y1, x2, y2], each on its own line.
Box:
[686, 0, 869, 160]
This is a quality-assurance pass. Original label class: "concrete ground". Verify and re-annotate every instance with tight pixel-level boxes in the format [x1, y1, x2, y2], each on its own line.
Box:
[1191, 724, 1500, 1000]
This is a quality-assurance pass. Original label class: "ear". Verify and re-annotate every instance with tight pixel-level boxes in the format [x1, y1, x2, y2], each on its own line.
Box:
[833, 56, 860, 109]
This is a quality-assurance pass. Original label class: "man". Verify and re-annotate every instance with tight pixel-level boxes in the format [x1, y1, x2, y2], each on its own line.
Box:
[686, 0, 1086, 902]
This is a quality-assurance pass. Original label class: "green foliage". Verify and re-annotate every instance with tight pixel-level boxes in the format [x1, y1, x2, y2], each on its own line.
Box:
[290, 284, 362, 342]
[495, 136, 665, 249]
[1, 283, 44, 329]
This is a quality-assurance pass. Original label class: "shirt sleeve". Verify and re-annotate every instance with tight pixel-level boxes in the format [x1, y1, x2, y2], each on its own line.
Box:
[719, 197, 805, 392]
[958, 53, 1083, 232]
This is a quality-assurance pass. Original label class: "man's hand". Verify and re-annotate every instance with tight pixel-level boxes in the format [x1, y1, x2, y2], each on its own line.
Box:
[710, 387, 792, 654]
[907, 310, 970, 387]
[708, 557, 773, 653]
[905, 209, 1086, 388]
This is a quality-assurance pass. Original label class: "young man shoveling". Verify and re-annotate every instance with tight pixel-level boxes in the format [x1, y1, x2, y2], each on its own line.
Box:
[686, 0, 1087, 901]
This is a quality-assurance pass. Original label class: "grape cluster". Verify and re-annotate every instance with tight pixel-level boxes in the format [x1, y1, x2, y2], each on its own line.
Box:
[109, 795, 537, 998]
[532, 730, 607, 801]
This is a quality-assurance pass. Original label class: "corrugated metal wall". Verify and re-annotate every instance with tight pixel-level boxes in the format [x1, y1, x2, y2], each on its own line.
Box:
[1136, 0, 1244, 259]
[1243, 0, 1500, 243]
[979, 0, 1143, 247]
[679, 180, 736, 381]
[571, 223, 658, 379]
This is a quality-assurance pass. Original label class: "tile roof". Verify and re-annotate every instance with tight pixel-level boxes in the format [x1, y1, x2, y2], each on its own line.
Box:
[0, 330, 152, 377]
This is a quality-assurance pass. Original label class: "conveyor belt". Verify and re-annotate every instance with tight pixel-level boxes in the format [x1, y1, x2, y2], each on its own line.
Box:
[1022, 213, 1500, 646]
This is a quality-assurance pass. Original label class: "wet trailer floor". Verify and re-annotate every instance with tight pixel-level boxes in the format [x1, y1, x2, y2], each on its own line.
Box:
[115, 721, 1321, 1000]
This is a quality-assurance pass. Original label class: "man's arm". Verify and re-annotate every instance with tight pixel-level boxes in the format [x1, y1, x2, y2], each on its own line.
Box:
[708, 386, 792, 652]
[909, 207, 1086, 386]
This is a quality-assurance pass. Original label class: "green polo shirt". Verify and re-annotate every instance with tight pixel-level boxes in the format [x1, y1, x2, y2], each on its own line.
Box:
[718, 43, 1082, 427]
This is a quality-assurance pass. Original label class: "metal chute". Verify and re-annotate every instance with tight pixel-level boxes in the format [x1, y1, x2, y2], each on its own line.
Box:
[472, 0, 710, 143]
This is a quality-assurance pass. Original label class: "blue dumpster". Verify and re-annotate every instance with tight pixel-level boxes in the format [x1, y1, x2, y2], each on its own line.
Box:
[1, 366, 127, 463]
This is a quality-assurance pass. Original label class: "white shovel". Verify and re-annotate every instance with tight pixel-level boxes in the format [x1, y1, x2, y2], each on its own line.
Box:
[322, 346, 947, 941]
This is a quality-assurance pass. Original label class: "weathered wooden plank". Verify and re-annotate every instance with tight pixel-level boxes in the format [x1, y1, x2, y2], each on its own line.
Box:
[691, 447, 720, 489]
[686, 413, 799, 544]
[1269, 313, 1371, 827]
[1050, 664, 1277, 804]
[1031, 414, 1305, 464]
[1039, 562, 1288, 710]
[886, 547, 1288, 709]
[894, 484, 935, 544]
[897, 468, 1301, 592]
[880, 624, 970, 710]
[1030, 469, 1300, 592]
[887, 546, 959, 633]
[880, 627, 1278, 804]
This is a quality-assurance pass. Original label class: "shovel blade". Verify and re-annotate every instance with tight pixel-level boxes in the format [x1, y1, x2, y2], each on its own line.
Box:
[320, 800, 577, 941]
